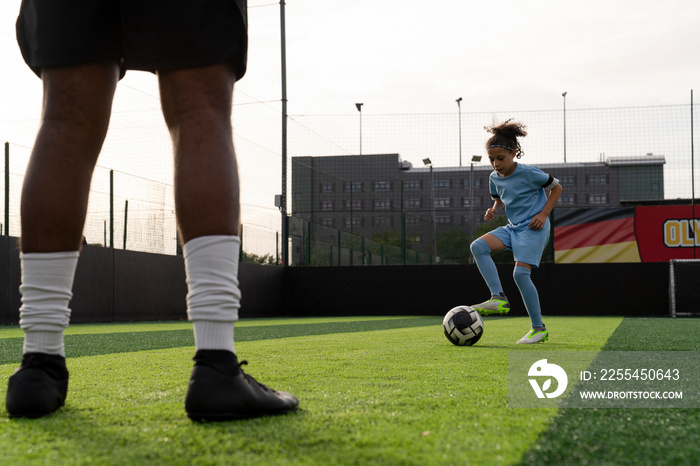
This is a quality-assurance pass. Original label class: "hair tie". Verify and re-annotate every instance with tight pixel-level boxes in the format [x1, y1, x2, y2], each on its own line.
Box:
[487, 144, 514, 151]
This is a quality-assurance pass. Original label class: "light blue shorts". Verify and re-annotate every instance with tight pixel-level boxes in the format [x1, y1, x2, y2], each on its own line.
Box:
[487, 218, 551, 268]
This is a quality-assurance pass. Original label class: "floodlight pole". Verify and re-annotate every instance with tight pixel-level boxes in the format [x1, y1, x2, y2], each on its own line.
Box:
[470, 160, 475, 245]
[431, 165, 437, 262]
[4, 142, 8, 236]
[456, 98, 463, 167]
[422, 158, 437, 262]
[355, 103, 363, 155]
[469, 155, 481, 262]
[470, 163, 474, 246]
[280, 0, 289, 266]
[691, 89, 696, 259]
[562, 91, 567, 163]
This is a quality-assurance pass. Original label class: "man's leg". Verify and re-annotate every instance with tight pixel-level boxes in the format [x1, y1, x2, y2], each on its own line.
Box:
[158, 63, 298, 421]
[159, 63, 240, 352]
[6, 62, 119, 418]
[21, 63, 119, 253]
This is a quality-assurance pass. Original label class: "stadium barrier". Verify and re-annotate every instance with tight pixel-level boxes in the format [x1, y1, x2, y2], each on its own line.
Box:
[1, 235, 670, 325]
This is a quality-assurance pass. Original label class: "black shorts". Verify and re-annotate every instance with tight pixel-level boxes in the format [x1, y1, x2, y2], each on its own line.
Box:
[16, 0, 248, 80]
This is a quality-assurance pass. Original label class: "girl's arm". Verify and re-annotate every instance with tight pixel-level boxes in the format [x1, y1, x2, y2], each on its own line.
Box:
[529, 184, 562, 230]
[484, 199, 505, 221]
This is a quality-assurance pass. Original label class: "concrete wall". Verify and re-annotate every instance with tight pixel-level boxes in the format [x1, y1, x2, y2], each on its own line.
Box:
[285, 262, 670, 317]
[1, 234, 670, 325]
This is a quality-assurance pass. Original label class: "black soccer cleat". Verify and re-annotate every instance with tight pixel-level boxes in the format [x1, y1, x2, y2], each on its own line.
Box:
[185, 350, 299, 422]
[6, 353, 69, 418]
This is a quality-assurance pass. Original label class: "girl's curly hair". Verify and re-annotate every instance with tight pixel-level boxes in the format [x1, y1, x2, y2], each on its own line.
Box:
[484, 119, 528, 158]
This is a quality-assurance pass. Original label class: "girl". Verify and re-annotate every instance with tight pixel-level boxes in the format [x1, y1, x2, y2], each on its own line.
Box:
[470, 119, 562, 344]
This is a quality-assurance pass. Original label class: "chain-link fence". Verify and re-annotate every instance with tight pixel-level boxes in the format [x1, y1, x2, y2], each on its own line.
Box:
[286, 104, 698, 265]
[3, 103, 698, 264]
[0, 140, 279, 260]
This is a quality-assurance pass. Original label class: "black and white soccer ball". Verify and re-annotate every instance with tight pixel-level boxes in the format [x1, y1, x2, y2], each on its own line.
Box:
[443, 305, 484, 346]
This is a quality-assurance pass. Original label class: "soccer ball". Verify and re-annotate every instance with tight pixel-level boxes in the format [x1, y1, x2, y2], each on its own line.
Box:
[443, 306, 484, 346]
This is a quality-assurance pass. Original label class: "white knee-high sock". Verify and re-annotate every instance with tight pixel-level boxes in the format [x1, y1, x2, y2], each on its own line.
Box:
[183, 235, 241, 353]
[19, 251, 80, 356]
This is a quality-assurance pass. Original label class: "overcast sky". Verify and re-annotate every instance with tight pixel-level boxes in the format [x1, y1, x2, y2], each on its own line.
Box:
[2, 0, 698, 119]
[255, 0, 700, 113]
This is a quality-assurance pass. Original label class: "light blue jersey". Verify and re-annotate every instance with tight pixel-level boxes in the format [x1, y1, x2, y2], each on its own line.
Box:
[488, 163, 559, 267]
[489, 163, 558, 226]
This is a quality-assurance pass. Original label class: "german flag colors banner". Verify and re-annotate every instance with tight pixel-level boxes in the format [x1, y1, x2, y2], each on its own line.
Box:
[553, 206, 699, 263]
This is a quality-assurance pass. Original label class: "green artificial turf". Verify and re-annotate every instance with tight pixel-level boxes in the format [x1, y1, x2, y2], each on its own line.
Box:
[0, 316, 439, 364]
[520, 318, 700, 466]
[1, 315, 694, 465]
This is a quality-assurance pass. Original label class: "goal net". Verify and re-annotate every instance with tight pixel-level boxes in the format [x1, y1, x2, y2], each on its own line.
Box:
[669, 259, 700, 317]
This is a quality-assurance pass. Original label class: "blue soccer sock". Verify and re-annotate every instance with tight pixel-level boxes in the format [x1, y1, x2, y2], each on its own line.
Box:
[470, 238, 504, 297]
[513, 265, 543, 328]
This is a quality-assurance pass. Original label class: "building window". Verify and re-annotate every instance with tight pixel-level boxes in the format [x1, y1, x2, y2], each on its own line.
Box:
[344, 199, 362, 210]
[344, 217, 363, 227]
[588, 193, 608, 205]
[462, 214, 480, 225]
[320, 217, 334, 227]
[404, 180, 422, 190]
[405, 216, 422, 225]
[435, 215, 452, 224]
[374, 199, 392, 210]
[434, 197, 452, 208]
[408, 234, 421, 244]
[407, 198, 422, 208]
[344, 182, 363, 193]
[586, 174, 609, 186]
[559, 175, 576, 186]
[462, 197, 482, 208]
[434, 179, 452, 189]
[320, 200, 334, 211]
[320, 182, 334, 193]
[374, 181, 391, 191]
[373, 216, 392, 227]
[559, 194, 576, 206]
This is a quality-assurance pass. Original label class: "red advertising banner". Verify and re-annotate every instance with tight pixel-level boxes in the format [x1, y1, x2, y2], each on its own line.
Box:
[554, 206, 699, 263]
[635, 205, 700, 262]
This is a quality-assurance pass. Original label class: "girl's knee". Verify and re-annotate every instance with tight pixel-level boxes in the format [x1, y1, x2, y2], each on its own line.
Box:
[513, 264, 532, 282]
[470, 237, 491, 256]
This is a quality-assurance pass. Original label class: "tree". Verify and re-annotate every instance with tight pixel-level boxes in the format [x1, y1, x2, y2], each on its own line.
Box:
[310, 245, 330, 266]
[372, 230, 414, 248]
[241, 251, 277, 265]
[436, 229, 470, 264]
[342, 234, 364, 250]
